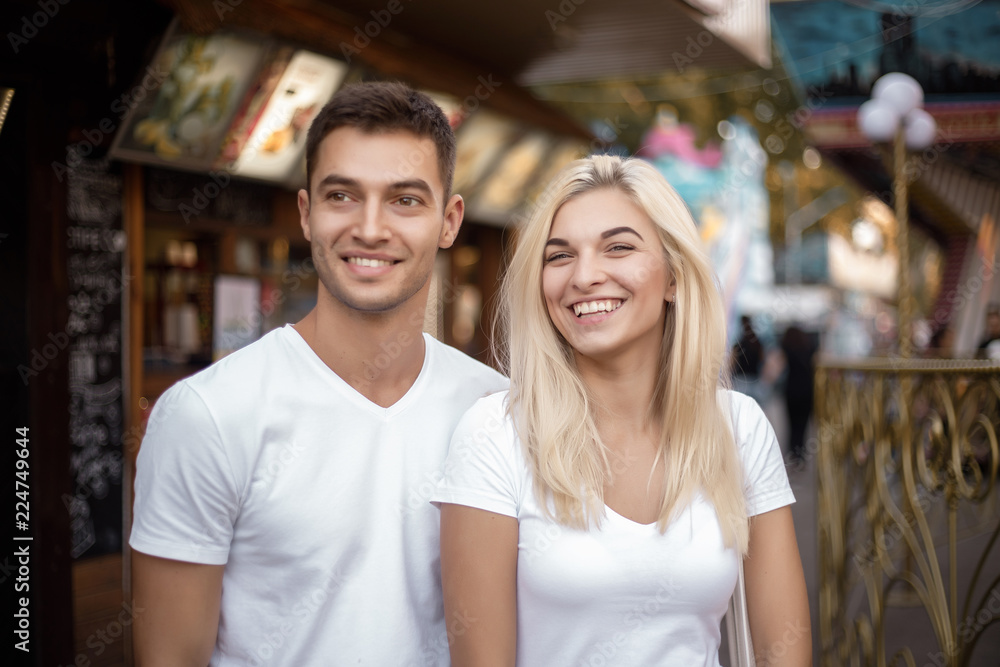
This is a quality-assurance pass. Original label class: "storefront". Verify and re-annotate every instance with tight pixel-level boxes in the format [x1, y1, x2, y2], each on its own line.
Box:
[4, 1, 775, 663]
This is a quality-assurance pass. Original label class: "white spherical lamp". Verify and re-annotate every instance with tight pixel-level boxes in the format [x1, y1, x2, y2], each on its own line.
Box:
[872, 72, 924, 117]
[858, 99, 900, 143]
[904, 108, 937, 150]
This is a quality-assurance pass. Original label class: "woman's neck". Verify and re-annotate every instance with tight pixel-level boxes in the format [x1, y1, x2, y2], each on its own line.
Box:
[576, 353, 660, 435]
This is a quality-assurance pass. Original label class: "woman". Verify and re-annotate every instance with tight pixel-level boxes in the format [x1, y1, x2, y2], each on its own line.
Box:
[432, 155, 810, 666]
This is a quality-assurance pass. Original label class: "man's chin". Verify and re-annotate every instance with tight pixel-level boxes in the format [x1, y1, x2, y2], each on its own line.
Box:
[325, 285, 426, 315]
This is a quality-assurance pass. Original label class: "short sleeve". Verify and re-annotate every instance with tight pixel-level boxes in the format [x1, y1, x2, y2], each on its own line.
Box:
[129, 381, 242, 565]
[431, 392, 523, 518]
[728, 392, 795, 516]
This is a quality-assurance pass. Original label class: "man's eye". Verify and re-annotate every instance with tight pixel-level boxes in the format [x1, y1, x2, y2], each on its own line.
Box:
[397, 196, 419, 206]
[328, 192, 349, 202]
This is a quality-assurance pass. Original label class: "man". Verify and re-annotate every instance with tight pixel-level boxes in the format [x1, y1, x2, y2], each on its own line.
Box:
[130, 82, 507, 666]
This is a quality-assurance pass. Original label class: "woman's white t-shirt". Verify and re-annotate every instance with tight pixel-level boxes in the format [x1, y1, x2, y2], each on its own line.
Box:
[432, 390, 795, 667]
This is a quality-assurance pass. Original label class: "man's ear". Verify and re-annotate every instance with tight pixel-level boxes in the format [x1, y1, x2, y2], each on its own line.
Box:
[439, 194, 464, 249]
[297, 189, 312, 242]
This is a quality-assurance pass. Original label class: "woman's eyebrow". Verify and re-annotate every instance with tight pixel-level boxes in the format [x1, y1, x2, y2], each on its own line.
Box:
[601, 226, 643, 241]
[545, 226, 644, 247]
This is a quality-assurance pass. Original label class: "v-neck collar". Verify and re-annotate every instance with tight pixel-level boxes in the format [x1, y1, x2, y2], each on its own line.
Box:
[282, 324, 433, 419]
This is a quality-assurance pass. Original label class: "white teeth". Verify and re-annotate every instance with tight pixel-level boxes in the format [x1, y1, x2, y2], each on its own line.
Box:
[572, 300, 622, 317]
[348, 257, 393, 267]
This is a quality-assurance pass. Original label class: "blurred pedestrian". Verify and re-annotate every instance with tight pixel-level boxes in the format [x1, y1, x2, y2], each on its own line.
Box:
[731, 314, 764, 403]
[781, 325, 816, 467]
[926, 325, 955, 358]
[978, 303, 1000, 360]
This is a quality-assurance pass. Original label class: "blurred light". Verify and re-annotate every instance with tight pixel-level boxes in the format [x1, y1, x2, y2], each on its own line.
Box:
[454, 245, 480, 268]
[858, 99, 900, 142]
[904, 108, 937, 150]
[765, 134, 785, 154]
[166, 239, 183, 266]
[851, 218, 883, 253]
[182, 242, 198, 268]
[762, 78, 781, 96]
[802, 147, 822, 169]
[754, 99, 774, 122]
[766, 165, 783, 191]
[717, 120, 736, 140]
[872, 72, 923, 117]
[875, 310, 893, 335]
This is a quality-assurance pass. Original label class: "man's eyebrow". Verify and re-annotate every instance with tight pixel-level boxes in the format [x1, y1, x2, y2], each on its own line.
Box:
[315, 174, 360, 190]
[314, 175, 435, 198]
[388, 179, 434, 196]
[601, 226, 644, 241]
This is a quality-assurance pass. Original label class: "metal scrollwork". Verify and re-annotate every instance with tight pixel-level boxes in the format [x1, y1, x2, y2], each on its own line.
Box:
[818, 358, 1000, 667]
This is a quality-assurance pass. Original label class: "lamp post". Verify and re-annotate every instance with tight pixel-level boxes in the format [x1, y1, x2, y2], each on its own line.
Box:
[857, 73, 937, 359]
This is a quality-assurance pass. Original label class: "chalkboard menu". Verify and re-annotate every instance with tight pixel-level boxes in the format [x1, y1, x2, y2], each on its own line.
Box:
[64, 148, 125, 559]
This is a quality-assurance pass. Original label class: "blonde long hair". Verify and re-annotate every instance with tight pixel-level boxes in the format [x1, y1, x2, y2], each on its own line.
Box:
[498, 155, 749, 553]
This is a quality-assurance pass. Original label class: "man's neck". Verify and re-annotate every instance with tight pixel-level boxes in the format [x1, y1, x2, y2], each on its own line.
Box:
[294, 296, 429, 408]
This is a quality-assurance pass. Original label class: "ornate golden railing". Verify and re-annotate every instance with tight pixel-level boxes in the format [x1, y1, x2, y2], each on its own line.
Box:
[816, 358, 1000, 667]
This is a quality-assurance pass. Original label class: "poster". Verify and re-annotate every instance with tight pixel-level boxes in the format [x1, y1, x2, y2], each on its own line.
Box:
[110, 21, 267, 172]
[213, 275, 262, 360]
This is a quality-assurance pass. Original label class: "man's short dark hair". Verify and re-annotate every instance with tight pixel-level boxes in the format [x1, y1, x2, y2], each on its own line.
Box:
[305, 81, 457, 198]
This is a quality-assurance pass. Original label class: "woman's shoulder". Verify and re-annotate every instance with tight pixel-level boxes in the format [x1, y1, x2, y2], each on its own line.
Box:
[452, 389, 516, 444]
[444, 389, 527, 493]
[718, 388, 766, 422]
[459, 389, 510, 422]
[717, 388, 775, 452]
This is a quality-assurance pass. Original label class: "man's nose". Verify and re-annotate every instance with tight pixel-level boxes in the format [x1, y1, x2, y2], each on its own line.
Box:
[354, 200, 391, 244]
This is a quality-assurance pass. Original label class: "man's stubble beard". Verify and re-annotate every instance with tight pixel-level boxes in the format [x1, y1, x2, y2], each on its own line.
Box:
[311, 243, 432, 314]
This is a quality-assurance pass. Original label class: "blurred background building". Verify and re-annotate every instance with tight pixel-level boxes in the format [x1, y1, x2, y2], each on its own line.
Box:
[2, 0, 998, 665]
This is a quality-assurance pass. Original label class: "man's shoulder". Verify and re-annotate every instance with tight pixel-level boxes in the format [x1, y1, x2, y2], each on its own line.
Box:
[173, 327, 294, 396]
[145, 327, 302, 441]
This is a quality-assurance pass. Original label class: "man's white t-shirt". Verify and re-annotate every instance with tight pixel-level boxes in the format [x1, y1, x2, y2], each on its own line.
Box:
[130, 324, 507, 666]
[431, 390, 794, 667]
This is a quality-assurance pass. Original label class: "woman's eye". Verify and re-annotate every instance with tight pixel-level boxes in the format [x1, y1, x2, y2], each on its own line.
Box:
[544, 252, 570, 263]
[609, 244, 634, 252]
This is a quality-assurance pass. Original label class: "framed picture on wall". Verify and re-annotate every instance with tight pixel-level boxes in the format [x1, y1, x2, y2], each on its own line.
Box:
[109, 19, 269, 172]
[221, 49, 349, 187]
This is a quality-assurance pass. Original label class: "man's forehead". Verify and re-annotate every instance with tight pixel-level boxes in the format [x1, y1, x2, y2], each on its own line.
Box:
[314, 127, 441, 189]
